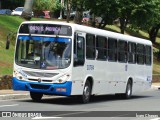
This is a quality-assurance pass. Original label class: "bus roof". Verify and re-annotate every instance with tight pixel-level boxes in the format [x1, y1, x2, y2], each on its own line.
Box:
[20, 21, 152, 46]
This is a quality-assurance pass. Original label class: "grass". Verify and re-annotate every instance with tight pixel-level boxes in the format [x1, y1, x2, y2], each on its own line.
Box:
[0, 15, 160, 78]
[0, 15, 52, 76]
[0, 15, 23, 76]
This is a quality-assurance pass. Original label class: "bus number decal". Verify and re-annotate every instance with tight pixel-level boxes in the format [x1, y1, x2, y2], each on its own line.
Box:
[87, 65, 94, 70]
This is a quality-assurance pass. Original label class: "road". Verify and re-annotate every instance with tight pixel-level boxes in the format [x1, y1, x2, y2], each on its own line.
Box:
[0, 89, 160, 120]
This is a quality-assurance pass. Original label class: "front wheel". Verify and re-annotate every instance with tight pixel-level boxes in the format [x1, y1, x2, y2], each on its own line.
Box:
[80, 81, 91, 103]
[30, 92, 43, 102]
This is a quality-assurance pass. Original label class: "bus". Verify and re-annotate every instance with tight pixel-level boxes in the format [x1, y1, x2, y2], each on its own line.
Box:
[10, 21, 152, 103]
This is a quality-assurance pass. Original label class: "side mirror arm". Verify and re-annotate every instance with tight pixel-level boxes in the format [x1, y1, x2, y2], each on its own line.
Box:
[6, 33, 10, 49]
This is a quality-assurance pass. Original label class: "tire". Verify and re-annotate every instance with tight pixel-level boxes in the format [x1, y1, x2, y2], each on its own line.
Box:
[123, 80, 132, 99]
[80, 81, 91, 103]
[30, 92, 43, 101]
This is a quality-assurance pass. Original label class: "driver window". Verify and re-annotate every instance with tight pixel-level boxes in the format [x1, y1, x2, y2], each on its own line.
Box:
[74, 34, 85, 66]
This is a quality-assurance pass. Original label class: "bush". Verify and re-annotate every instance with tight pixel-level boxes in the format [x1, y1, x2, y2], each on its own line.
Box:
[0, 75, 12, 90]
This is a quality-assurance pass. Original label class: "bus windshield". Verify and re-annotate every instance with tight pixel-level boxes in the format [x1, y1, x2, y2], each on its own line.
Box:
[15, 35, 71, 70]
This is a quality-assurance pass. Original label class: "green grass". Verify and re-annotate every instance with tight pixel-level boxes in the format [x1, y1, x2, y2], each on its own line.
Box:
[0, 15, 160, 77]
[0, 15, 47, 76]
[0, 15, 23, 76]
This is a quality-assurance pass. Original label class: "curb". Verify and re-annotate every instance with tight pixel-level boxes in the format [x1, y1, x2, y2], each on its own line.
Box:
[151, 85, 160, 90]
[0, 94, 30, 100]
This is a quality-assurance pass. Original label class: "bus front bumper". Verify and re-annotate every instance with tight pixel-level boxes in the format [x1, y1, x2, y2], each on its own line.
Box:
[12, 77, 72, 96]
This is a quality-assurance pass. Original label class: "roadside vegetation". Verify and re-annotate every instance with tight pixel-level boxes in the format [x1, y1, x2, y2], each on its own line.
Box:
[0, 15, 160, 89]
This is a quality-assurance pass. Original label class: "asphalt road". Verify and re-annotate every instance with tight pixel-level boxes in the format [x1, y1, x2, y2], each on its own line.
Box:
[0, 89, 160, 120]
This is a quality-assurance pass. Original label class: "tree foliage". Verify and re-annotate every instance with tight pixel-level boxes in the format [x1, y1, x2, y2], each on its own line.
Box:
[0, 0, 24, 10]
[82, 0, 160, 42]
[130, 0, 160, 43]
[71, 0, 85, 24]
[33, 0, 60, 12]
[88, 0, 119, 28]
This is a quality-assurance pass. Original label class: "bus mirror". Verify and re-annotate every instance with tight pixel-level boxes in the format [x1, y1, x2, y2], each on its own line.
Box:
[6, 39, 10, 50]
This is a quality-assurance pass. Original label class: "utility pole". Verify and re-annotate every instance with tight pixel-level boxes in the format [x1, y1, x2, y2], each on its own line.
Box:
[58, 0, 64, 19]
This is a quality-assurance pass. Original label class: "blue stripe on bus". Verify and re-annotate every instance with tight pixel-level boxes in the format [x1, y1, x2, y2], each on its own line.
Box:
[12, 77, 72, 96]
[18, 36, 70, 42]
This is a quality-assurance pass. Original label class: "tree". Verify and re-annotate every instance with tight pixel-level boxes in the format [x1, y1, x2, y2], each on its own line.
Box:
[21, 0, 34, 20]
[146, 0, 160, 43]
[33, 0, 61, 18]
[71, 0, 85, 24]
[85, 0, 119, 28]
[66, 0, 71, 23]
[130, 0, 160, 43]
[116, 0, 137, 34]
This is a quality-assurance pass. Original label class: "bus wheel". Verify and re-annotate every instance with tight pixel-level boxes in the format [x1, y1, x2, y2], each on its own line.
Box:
[80, 81, 91, 103]
[123, 80, 132, 99]
[30, 92, 43, 101]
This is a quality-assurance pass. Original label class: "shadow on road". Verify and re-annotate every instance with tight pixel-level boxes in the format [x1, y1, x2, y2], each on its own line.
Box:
[18, 94, 152, 105]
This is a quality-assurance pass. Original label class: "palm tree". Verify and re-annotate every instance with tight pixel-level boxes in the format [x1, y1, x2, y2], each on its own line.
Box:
[21, 0, 34, 20]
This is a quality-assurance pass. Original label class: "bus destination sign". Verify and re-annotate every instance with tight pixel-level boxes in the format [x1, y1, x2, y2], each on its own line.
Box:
[19, 24, 72, 36]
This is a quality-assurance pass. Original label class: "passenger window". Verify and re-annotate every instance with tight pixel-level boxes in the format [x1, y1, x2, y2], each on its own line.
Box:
[145, 46, 152, 65]
[137, 44, 144, 64]
[86, 34, 95, 59]
[128, 42, 136, 64]
[118, 40, 127, 62]
[108, 38, 117, 61]
[96, 36, 107, 60]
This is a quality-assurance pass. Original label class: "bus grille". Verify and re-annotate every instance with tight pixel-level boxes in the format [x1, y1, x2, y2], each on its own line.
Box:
[30, 84, 50, 90]
[28, 79, 53, 83]
[23, 70, 58, 77]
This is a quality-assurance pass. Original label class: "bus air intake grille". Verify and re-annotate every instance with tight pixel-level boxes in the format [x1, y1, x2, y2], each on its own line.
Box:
[23, 71, 59, 77]
[30, 84, 50, 90]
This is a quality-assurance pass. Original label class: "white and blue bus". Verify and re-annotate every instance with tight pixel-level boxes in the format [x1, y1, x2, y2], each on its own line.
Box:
[11, 21, 152, 103]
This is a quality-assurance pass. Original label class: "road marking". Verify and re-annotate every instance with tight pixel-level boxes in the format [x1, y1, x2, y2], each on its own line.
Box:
[32, 117, 62, 119]
[0, 104, 19, 108]
[53, 111, 91, 117]
[150, 118, 160, 120]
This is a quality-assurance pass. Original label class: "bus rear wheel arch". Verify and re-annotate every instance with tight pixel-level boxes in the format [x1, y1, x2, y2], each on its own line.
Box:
[123, 79, 133, 99]
[116, 79, 133, 99]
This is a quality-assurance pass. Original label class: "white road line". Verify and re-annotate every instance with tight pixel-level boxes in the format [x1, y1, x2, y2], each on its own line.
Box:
[0, 104, 19, 108]
[53, 111, 91, 117]
[32, 117, 62, 119]
[150, 118, 160, 120]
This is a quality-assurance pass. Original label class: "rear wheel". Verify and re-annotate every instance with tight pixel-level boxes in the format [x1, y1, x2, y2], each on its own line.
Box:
[123, 80, 132, 99]
[80, 81, 91, 103]
[30, 92, 43, 101]
[116, 80, 132, 99]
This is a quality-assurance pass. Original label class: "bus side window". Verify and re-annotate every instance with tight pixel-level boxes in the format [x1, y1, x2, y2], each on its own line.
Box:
[145, 45, 152, 65]
[96, 36, 107, 60]
[118, 40, 127, 63]
[74, 34, 85, 66]
[108, 38, 117, 61]
[86, 34, 95, 59]
[137, 44, 145, 64]
[128, 42, 136, 64]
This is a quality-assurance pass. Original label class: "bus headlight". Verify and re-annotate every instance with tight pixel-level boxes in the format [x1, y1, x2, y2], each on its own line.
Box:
[13, 69, 28, 81]
[56, 74, 70, 83]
